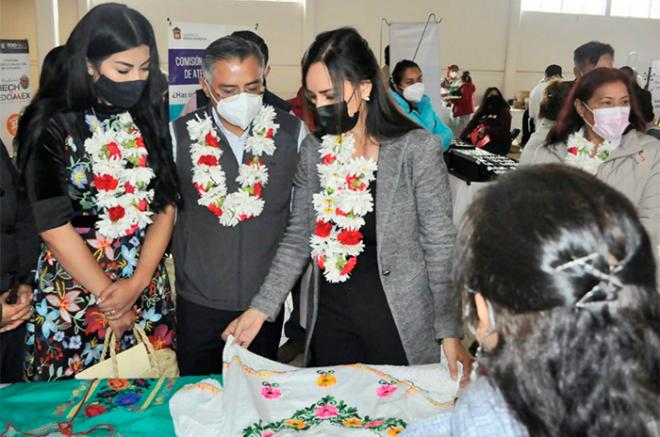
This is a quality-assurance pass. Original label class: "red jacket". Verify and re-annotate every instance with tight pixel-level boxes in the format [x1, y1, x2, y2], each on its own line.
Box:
[452, 83, 476, 117]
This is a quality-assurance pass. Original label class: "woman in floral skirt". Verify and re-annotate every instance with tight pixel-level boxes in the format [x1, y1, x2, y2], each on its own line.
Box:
[16, 3, 179, 381]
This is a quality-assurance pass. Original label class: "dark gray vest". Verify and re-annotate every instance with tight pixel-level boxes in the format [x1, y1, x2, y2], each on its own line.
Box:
[172, 104, 301, 311]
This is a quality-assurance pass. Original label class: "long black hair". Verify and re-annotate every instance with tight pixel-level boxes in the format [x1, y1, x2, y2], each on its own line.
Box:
[17, 3, 178, 210]
[455, 164, 659, 437]
[301, 27, 419, 141]
[476, 86, 508, 116]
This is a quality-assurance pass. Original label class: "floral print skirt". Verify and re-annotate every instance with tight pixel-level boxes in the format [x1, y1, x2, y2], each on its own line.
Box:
[23, 227, 176, 381]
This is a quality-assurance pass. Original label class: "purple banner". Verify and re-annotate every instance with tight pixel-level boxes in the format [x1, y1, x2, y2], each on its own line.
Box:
[168, 48, 205, 85]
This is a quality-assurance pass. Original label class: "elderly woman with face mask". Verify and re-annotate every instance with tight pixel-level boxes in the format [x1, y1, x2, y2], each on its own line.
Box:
[389, 60, 453, 150]
[522, 67, 660, 281]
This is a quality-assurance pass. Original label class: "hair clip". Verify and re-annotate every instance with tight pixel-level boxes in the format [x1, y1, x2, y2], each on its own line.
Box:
[555, 252, 623, 308]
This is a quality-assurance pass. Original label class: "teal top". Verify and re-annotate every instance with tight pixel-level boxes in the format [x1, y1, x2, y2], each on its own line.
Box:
[390, 90, 453, 150]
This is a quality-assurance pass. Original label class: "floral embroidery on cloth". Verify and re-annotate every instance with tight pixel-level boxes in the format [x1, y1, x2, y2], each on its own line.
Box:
[564, 132, 618, 175]
[242, 395, 407, 436]
[170, 337, 458, 437]
[23, 111, 176, 382]
[310, 133, 377, 283]
[186, 105, 279, 226]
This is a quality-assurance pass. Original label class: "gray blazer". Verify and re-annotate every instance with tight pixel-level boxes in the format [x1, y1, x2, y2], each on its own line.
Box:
[251, 128, 461, 365]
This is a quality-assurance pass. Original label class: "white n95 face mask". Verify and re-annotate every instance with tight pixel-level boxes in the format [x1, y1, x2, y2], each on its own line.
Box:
[403, 82, 425, 103]
[215, 92, 263, 130]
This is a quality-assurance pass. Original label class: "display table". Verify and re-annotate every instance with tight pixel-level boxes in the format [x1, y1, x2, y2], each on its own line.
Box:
[0, 375, 221, 436]
[444, 146, 519, 225]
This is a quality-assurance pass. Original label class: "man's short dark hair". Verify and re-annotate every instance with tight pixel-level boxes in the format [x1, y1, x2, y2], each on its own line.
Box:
[231, 30, 269, 65]
[202, 35, 265, 81]
[544, 64, 562, 78]
[573, 41, 614, 72]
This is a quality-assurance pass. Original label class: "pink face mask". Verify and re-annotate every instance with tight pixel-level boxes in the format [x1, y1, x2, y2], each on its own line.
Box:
[582, 102, 630, 143]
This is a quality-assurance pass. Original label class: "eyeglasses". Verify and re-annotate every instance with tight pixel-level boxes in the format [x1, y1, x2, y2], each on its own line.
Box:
[206, 79, 264, 100]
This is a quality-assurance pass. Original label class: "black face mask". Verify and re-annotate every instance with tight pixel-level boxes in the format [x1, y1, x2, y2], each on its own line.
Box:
[94, 75, 147, 109]
[485, 95, 500, 113]
[314, 100, 359, 135]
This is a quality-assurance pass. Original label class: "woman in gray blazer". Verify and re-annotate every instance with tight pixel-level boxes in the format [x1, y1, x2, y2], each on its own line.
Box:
[223, 28, 471, 381]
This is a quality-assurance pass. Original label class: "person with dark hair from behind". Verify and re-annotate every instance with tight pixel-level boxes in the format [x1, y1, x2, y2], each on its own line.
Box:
[224, 27, 471, 376]
[519, 80, 572, 164]
[17, 3, 179, 381]
[620, 66, 658, 140]
[180, 30, 291, 117]
[0, 139, 40, 383]
[573, 41, 614, 78]
[460, 87, 512, 155]
[402, 164, 660, 437]
[528, 64, 562, 124]
[381, 45, 390, 83]
[523, 67, 660, 281]
[231, 30, 291, 112]
[389, 59, 453, 150]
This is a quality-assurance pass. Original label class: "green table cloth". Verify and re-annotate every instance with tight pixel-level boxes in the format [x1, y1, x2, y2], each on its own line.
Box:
[0, 375, 221, 436]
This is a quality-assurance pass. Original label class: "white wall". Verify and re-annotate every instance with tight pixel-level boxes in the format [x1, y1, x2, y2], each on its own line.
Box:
[2, 0, 659, 101]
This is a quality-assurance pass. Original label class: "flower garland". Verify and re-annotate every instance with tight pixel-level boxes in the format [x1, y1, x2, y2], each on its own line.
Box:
[84, 112, 155, 240]
[310, 134, 377, 283]
[564, 132, 617, 175]
[187, 105, 279, 227]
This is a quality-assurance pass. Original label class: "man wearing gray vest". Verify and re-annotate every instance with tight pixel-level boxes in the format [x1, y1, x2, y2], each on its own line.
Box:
[170, 36, 305, 375]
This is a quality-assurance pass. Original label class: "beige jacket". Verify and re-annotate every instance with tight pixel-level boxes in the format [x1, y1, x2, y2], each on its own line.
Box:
[522, 130, 660, 279]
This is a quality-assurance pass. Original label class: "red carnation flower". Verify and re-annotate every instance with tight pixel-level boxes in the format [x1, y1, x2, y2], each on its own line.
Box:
[135, 137, 146, 148]
[205, 132, 220, 148]
[124, 182, 135, 194]
[137, 199, 149, 212]
[346, 175, 366, 191]
[108, 205, 125, 222]
[137, 155, 148, 167]
[197, 155, 218, 166]
[106, 142, 122, 159]
[315, 220, 333, 238]
[253, 183, 263, 198]
[340, 257, 358, 276]
[208, 204, 223, 217]
[316, 256, 325, 269]
[265, 128, 274, 139]
[94, 174, 119, 191]
[337, 230, 363, 245]
[567, 146, 578, 156]
[322, 154, 336, 165]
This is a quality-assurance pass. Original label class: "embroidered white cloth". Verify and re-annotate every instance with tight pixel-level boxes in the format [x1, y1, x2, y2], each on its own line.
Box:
[170, 338, 459, 437]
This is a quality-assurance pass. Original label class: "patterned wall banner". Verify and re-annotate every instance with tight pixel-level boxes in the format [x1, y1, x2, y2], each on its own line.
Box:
[0, 39, 32, 154]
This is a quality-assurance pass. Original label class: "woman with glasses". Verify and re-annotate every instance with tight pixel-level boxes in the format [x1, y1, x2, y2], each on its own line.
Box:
[402, 164, 659, 437]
